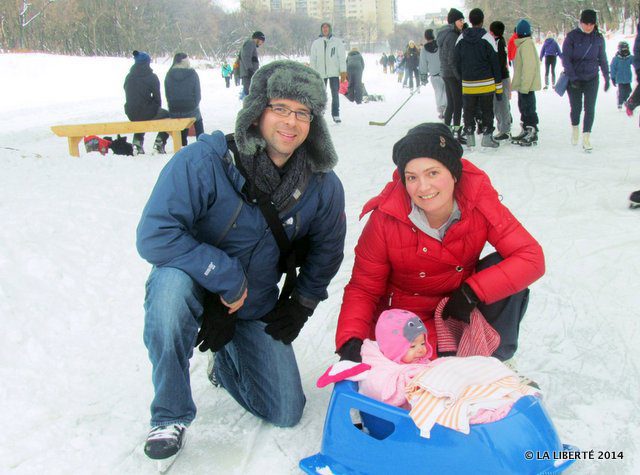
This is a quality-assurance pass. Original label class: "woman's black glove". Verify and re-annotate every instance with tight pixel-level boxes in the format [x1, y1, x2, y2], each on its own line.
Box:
[337, 337, 363, 362]
[262, 298, 314, 344]
[196, 292, 237, 352]
[442, 283, 479, 324]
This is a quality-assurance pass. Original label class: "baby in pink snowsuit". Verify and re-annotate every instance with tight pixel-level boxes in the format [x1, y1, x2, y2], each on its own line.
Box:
[358, 309, 435, 408]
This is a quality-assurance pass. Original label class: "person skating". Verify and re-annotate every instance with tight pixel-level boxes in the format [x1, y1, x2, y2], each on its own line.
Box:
[239, 31, 266, 98]
[610, 42, 634, 110]
[489, 21, 512, 141]
[510, 19, 542, 146]
[419, 29, 447, 119]
[437, 8, 466, 144]
[309, 22, 347, 123]
[561, 9, 610, 151]
[539, 33, 562, 89]
[454, 8, 503, 148]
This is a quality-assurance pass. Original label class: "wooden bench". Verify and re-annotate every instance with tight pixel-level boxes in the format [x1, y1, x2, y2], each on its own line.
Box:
[51, 118, 196, 157]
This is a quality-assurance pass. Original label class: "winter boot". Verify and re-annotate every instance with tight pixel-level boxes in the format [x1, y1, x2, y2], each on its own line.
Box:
[517, 126, 538, 146]
[582, 132, 593, 152]
[481, 131, 499, 148]
[144, 424, 187, 461]
[132, 136, 145, 155]
[332, 116, 342, 124]
[464, 127, 475, 147]
[571, 126, 579, 145]
[153, 135, 167, 155]
[629, 190, 640, 209]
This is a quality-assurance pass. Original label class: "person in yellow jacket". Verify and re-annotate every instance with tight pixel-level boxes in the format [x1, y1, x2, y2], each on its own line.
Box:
[511, 19, 542, 146]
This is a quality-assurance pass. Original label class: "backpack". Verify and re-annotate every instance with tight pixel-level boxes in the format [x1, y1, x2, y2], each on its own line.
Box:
[84, 135, 112, 155]
[109, 135, 134, 156]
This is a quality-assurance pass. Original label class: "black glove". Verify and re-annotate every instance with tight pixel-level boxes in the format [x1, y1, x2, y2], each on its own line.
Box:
[442, 283, 479, 324]
[496, 93, 503, 102]
[604, 77, 610, 92]
[420, 74, 428, 86]
[262, 298, 313, 344]
[611, 80, 617, 87]
[337, 338, 363, 362]
[195, 292, 238, 352]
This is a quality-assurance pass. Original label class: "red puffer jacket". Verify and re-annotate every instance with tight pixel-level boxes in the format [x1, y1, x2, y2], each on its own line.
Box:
[336, 159, 544, 353]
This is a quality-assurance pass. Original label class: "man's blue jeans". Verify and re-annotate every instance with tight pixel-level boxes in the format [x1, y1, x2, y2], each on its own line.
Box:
[143, 266, 306, 428]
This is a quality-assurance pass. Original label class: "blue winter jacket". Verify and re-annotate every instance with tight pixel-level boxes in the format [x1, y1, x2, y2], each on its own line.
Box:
[561, 28, 609, 82]
[539, 38, 561, 59]
[610, 53, 635, 85]
[136, 132, 346, 319]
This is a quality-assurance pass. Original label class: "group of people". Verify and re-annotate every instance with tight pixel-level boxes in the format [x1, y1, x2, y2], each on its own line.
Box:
[129, 10, 639, 470]
[123, 50, 204, 154]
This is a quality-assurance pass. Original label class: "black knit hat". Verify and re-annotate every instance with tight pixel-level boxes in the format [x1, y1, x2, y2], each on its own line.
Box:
[252, 31, 266, 41]
[490, 21, 505, 37]
[468, 8, 484, 27]
[392, 123, 463, 182]
[447, 8, 464, 24]
[580, 9, 597, 25]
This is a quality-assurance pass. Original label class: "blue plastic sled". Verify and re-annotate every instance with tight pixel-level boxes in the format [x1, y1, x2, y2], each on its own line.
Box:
[300, 381, 576, 474]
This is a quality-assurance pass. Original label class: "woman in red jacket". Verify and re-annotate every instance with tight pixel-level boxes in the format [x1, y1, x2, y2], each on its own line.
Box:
[336, 123, 544, 363]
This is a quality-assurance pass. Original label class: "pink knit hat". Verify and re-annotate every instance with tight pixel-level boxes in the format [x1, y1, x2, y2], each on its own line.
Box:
[375, 309, 433, 363]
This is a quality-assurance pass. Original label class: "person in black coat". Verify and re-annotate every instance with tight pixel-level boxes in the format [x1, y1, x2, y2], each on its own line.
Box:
[346, 48, 365, 104]
[165, 53, 204, 146]
[123, 50, 169, 154]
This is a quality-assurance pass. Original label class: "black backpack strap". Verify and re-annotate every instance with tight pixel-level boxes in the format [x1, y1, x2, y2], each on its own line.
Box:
[225, 134, 298, 302]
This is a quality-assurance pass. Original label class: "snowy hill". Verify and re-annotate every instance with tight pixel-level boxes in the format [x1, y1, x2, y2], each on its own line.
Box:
[1, 45, 639, 474]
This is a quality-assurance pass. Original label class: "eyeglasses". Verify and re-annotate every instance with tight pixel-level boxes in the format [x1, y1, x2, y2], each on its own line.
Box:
[266, 104, 314, 123]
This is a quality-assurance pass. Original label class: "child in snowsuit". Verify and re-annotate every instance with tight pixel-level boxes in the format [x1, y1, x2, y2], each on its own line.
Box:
[221, 62, 233, 88]
[610, 41, 635, 109]
[358, 309, 434, 408]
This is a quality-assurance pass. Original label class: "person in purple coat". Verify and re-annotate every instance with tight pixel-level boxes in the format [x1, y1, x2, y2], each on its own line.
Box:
[561, 9, 610, 151]
[539, 33, 562, 89]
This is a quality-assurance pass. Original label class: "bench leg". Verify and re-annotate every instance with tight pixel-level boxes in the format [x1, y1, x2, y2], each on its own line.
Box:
[68, 136, 82, 157]
[171, 131, 182, 154]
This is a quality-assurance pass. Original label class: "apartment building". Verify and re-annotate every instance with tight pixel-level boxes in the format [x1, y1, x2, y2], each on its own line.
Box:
[242, 0, 396, 42]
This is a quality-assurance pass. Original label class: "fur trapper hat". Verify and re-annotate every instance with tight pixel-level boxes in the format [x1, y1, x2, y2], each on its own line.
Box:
[234, 60, 338, 172]
[392, 123, 463, 183]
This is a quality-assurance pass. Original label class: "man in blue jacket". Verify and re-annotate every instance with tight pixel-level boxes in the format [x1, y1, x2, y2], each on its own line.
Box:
[136, 60, 346, 467]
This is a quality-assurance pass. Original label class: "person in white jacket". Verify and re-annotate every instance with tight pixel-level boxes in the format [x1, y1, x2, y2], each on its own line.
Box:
[309, 22, 347, 123]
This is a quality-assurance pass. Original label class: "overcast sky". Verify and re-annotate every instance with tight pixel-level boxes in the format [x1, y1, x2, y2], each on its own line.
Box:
[216, 0, 463, 23]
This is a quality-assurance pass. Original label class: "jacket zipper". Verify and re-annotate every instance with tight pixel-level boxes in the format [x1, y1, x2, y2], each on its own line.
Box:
[388, 292, 394, 306]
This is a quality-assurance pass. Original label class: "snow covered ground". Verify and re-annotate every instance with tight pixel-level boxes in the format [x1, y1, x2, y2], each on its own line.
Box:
[1, 40, 639, 474]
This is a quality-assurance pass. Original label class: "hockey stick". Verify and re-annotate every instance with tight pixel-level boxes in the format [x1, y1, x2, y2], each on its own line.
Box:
[369, 89, 419, 126]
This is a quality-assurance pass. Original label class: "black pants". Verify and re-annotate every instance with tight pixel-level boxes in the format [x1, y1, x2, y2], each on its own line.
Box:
[517, 91, 539, 127]
[133, 108, 170, 146]
[463, 94, 494, 133]
[476, 253, 530, 361]
[544, 56, 557, 86]
[242, 74, 253, 96]
[224, 77, 230, 88]
[347, 70, 363, 104]
[324, 77, 341, 117]
[567, 76, 598, 133]
[443, 76, 463, 126]
[617, 83, 632, 106]
[180, 118, 204, 146]
[406, 67, 420, 89]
